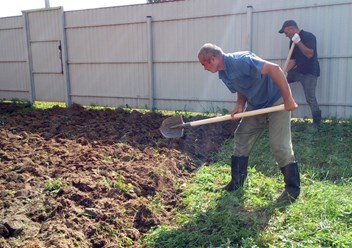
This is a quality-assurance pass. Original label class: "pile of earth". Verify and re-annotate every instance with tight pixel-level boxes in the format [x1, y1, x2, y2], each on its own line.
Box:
[0, 102, 236, 247]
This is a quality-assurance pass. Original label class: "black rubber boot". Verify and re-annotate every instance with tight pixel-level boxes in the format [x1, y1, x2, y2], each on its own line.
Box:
[224, 156, 249, 191]
[279, 162, 300, 201]
[312, 110, 322, 128]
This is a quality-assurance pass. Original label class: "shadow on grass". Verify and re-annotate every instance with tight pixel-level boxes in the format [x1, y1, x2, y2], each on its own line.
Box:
[147, 189, 293, 248]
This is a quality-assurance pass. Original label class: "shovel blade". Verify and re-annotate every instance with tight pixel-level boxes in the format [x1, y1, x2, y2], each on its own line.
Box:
[159, 115, 184, 138]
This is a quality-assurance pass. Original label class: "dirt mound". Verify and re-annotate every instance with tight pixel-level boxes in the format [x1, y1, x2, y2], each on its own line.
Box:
[0, 102, 236, 247]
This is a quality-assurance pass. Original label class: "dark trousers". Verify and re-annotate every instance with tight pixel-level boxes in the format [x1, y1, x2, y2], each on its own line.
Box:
[287, 68, 321, 115]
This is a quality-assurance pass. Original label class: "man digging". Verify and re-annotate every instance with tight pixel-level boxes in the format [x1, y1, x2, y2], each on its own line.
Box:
[198, 43, 300, 201]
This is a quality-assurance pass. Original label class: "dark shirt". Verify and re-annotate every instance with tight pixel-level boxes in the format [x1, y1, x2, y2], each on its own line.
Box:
[291, 29, 320, 77]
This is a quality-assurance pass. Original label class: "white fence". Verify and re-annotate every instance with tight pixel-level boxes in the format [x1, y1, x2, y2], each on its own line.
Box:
[0, 0, 352, 118]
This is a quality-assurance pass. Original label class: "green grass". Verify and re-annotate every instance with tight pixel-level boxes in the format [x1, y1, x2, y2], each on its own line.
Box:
[142, 119, 352, 247]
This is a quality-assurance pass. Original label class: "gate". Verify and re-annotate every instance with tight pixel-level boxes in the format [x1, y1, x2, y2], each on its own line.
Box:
[23, 7, 70, 104]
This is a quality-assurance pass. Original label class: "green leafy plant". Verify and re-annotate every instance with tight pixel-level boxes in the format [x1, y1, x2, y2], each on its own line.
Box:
[100, 177, 111, 188]
[44, 179, 63, 195]
[113, 178, 134, 194]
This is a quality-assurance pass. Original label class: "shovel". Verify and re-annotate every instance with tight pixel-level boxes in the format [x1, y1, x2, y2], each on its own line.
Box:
[160, 104, 285, 138]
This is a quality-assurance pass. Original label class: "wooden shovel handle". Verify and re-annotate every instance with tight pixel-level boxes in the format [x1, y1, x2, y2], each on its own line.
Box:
[189, 104, 285, 127]
[283, 42, 295, 73]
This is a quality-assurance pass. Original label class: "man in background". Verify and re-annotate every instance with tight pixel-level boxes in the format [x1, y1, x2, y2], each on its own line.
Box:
[279, 20, 322, 128]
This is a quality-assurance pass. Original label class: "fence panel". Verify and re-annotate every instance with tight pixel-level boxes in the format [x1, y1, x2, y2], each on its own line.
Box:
[0, 0, 351, 118]
[0, 16, 29, 100]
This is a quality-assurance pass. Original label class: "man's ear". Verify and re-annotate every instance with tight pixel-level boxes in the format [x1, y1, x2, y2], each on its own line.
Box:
[210, 55, 216, 63]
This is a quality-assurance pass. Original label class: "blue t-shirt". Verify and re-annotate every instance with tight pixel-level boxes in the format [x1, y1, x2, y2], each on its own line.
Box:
[218, 52, 281, 109]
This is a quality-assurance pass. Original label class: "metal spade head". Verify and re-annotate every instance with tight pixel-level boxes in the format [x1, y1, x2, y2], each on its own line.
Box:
[159, 115, 185, 138]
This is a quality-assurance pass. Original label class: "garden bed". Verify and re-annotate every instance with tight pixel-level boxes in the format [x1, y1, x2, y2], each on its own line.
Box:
[0, 102, 236, 247]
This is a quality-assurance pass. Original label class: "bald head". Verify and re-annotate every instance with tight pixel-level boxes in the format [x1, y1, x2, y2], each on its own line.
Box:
[198, 43, 225, 73]
[198, 43, 224, 63]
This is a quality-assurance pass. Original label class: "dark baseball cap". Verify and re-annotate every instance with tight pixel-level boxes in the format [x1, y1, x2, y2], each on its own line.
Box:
[278, 20, 298, 33]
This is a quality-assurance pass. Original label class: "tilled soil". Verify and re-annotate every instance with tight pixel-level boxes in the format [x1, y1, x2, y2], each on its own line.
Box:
[0, 102, 236, 247]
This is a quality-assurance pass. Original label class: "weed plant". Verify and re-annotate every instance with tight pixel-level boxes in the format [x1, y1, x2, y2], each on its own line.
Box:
[44, 179, 63, 195]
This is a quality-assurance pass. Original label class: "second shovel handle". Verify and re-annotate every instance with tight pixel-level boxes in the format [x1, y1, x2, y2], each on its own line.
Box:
[283, 43, 295, 73]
